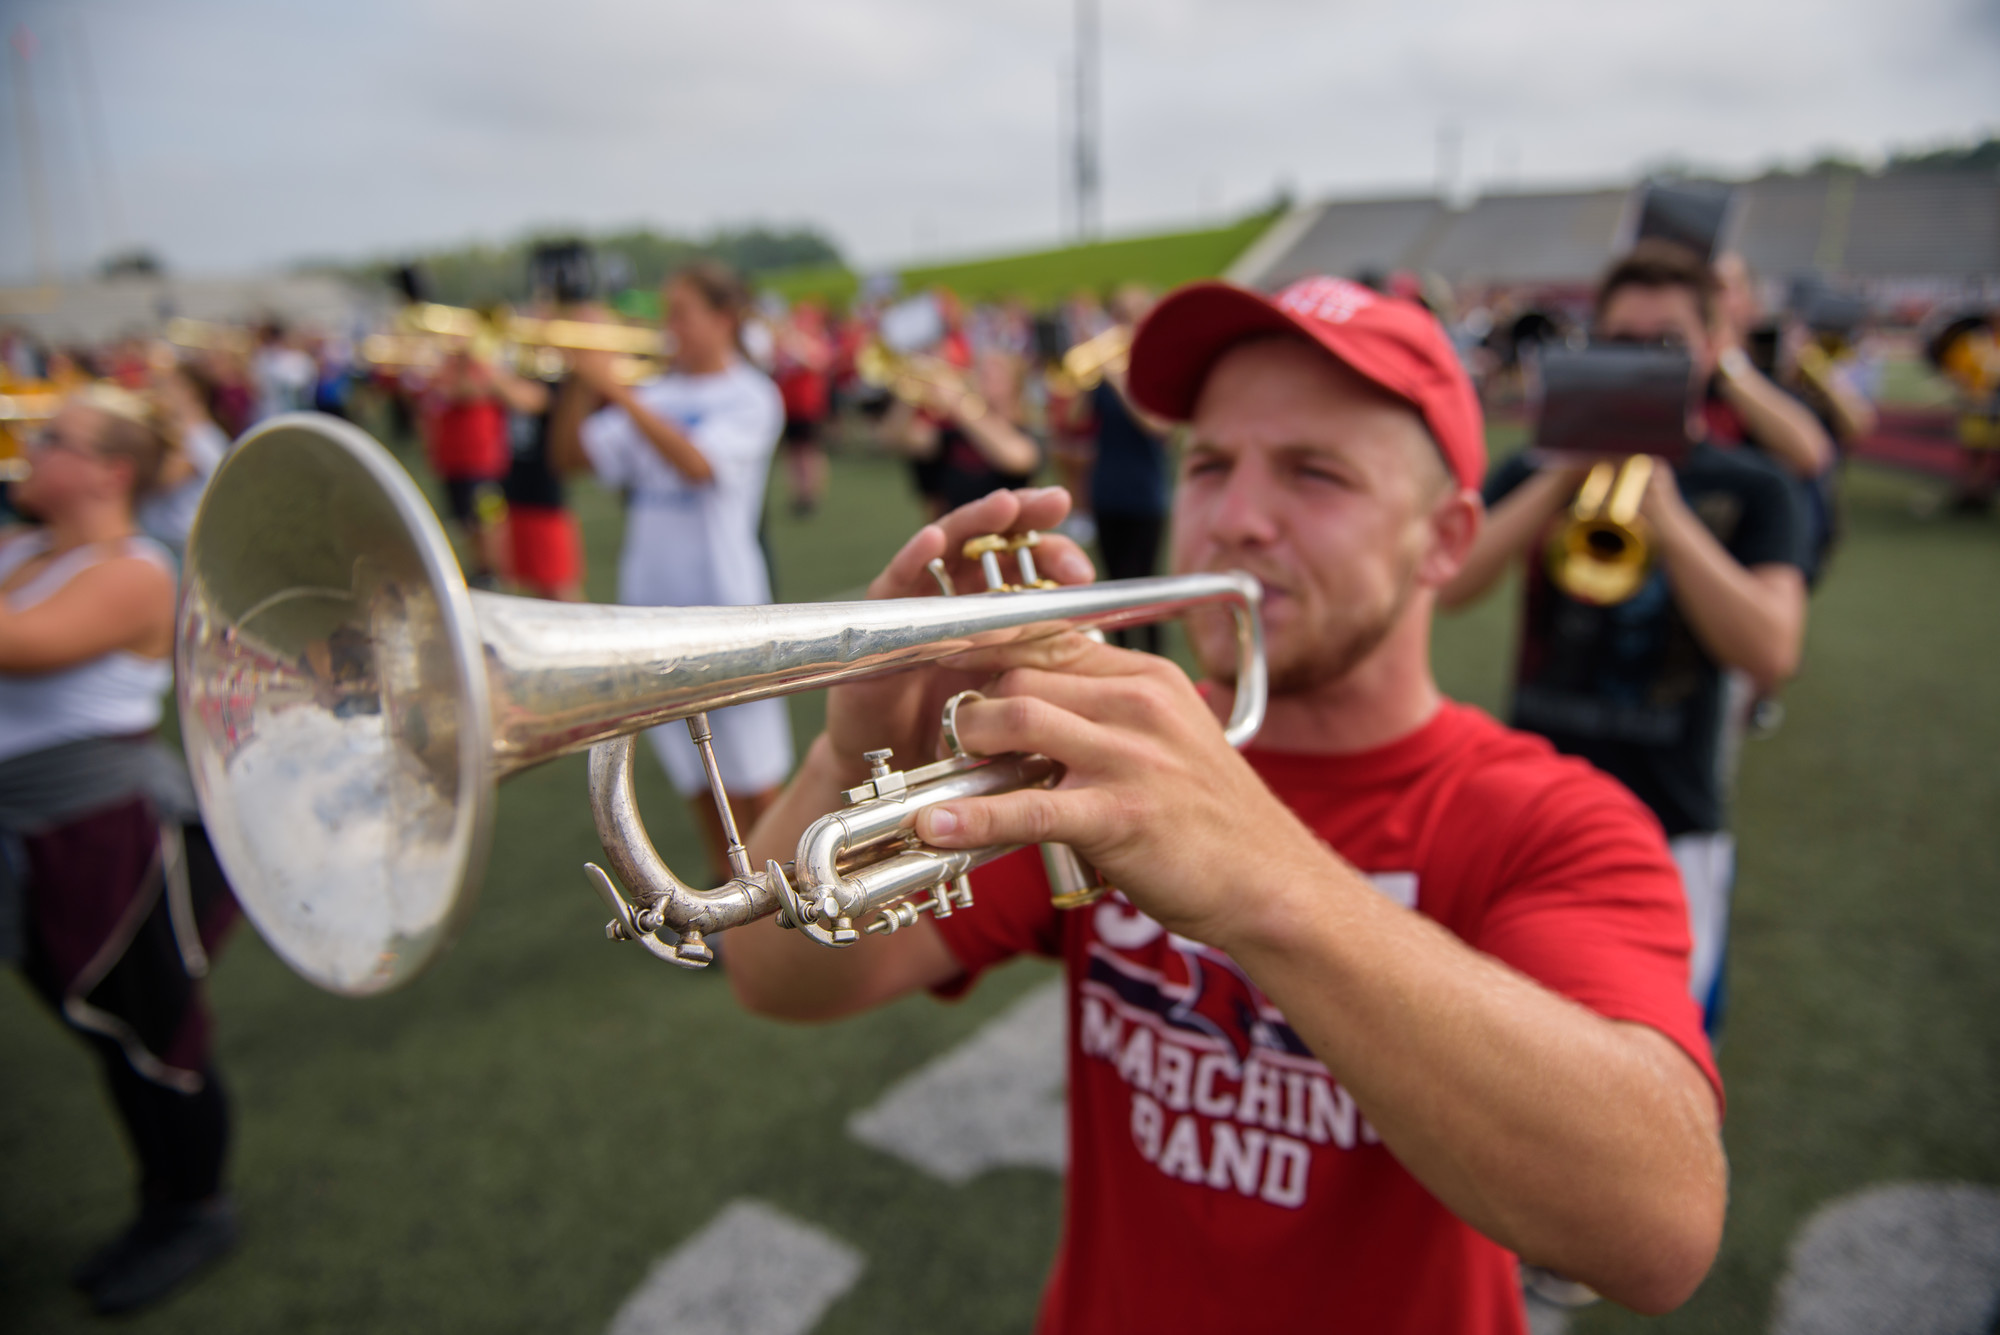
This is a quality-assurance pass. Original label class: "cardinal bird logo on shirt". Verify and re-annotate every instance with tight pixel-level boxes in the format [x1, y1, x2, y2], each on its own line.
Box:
[1086, 895, 1310, 1065]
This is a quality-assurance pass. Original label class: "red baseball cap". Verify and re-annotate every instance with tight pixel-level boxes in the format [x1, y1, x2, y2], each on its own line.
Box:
[1127, 276, 1487, 490]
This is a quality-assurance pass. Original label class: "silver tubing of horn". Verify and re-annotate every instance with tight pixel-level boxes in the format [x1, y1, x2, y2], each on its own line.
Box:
[472, 572, 1264, 777]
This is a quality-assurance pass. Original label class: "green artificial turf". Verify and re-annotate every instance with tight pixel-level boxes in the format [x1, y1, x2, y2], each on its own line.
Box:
[2, 423, 1996, 1332]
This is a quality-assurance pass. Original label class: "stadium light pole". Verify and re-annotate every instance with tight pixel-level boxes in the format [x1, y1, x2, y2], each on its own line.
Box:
[1073, 0, 1100, 242]
[10, 25, 58, 284]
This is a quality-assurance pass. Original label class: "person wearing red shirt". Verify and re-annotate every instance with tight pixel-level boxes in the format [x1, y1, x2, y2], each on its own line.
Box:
[773, 299, 835, 516]
[729, 276, 1726, 1332]
[421, 349, 513, 586]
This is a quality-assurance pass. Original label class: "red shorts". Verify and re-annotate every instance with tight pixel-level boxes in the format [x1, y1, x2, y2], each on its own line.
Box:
[507, 504, 583, 593]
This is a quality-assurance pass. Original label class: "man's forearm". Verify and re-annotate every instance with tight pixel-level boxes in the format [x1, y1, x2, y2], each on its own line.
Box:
[1218, 845, 1726, 1313]
[1718, 356, 1832, 478]
[602, 385, 716, 483]
[1655, 506, 1804, 688]
[957, 409, 1041, 476]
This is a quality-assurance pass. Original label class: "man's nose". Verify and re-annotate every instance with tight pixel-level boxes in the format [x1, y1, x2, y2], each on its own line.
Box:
[1207, 460, 1281, 547]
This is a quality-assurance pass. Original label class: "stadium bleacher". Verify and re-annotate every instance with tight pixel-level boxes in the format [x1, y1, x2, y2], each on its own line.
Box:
[1234, 167, 2000, 294]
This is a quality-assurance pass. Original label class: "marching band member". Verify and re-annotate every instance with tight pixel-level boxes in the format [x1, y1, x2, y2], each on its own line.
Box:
[137, 363, 231, 556]
[497, 358, 582, 602]
[421, 348, 514, 588]
[1927, 311, 2000, 512]
[550, 261, 793, 883]
[731, 276, 1726, 1331]
[1080, 285, 1173, 652]
[773, 299, 834, 517]
[1709, 254, 1836, 483]
[875, 292, 1042, 521]
[1, 387, 240, 1313]
[1444, 242, 1811, 1033]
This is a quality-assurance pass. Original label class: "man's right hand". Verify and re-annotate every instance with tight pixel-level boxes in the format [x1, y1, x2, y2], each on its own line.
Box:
[822, 487, 1095, 781]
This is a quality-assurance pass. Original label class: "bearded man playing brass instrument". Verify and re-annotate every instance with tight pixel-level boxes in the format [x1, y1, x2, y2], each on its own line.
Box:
[730, 276, 1726, 1333]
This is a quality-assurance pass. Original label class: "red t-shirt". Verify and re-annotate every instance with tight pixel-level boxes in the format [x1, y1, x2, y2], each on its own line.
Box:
[933, 701, 1719, 1335]
[424, 398, 509, 480]
[775, 364, 830, 421]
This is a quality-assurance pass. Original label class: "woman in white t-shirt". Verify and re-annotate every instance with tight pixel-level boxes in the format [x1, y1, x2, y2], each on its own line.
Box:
[137, 364, 231, 555]
[551, 261, 793, 882]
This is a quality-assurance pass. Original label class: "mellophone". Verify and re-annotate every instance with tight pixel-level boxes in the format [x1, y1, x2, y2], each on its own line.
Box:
[175, 415, 1266, 996]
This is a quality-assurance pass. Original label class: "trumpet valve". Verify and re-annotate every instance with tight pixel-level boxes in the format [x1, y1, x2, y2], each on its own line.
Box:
[962, 531, 1055, 591]
[962, 534, 1012, 590]
[1008, 532, 1057, 588]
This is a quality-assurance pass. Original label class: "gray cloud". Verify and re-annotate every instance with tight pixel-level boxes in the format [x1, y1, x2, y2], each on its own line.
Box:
[0, 0, 1994, 283]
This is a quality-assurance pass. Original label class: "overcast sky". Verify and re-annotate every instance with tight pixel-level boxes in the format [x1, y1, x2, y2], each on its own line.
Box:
[2, 0, 1995, 283]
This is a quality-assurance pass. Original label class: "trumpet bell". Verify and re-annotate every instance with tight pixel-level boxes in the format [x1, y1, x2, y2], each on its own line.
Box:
[1546, 518, 1650, 605]
[1543, 456, 1656, 607]
[177, 414, 496, 995]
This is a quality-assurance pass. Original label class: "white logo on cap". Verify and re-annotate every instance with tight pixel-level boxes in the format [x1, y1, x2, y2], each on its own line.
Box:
[1277, 277, 1377, 326]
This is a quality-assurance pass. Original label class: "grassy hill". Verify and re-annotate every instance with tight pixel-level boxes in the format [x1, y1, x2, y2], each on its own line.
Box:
[760, 210, 1280, 308]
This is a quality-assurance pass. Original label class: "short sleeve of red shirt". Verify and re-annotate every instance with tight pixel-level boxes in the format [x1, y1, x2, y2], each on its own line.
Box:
[929, 846, 1061, 996]
[1450, 750, 1724, 1107]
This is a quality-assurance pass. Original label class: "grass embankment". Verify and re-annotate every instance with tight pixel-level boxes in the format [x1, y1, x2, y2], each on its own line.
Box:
[2, 430, 1996, 1333]
[759, 211, 1278, 309]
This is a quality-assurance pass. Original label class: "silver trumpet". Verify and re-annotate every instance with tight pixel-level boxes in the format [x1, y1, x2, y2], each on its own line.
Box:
[176, 414, 1265, 996]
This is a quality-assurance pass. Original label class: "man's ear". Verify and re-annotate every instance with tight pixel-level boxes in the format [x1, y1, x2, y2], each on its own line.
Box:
[1418, 487, 1483, 589]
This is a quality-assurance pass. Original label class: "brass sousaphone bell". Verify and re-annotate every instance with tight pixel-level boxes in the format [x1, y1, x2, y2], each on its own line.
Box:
[176, 415, 1265, 996]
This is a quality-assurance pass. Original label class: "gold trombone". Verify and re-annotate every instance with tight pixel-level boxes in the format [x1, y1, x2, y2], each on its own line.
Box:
[362, 303, 664, 383]
[854, 340, 987, 416]
[0, 385, 60, 480]
[1546, 455, 1655, 606]
[1047, 324, 1133, 396]
[165, 317, 253, 356]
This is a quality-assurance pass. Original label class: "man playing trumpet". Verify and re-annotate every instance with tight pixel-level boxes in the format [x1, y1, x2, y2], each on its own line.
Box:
[1444, 242, 1811, 1036]
[731, 276, 1726, 1332]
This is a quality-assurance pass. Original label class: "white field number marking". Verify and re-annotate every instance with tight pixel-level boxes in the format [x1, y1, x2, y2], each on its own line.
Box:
[847, 981, 1067, 1184]
[606, 1200, 864, 1335]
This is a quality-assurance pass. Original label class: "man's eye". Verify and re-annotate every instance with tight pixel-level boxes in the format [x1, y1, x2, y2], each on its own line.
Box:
[1184, 456, 1228, 478]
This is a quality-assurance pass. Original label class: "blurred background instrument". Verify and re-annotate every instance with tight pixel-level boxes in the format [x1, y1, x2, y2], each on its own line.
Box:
[1546, 454, 1655, 605]
[1047, 323, 1131, 396]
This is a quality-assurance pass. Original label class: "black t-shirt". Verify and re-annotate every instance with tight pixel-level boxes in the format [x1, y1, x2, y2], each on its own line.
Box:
[936, 424, 1036, 512]
[1088, 381, 1170, 518]
[1706, 374, 1836, 586]
[501, 376, 566, 510]
[1485, 441, 1808, 836]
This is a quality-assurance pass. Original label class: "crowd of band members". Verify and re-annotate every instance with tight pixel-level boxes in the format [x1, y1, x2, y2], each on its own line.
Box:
[0, 246, 1988, 1315]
